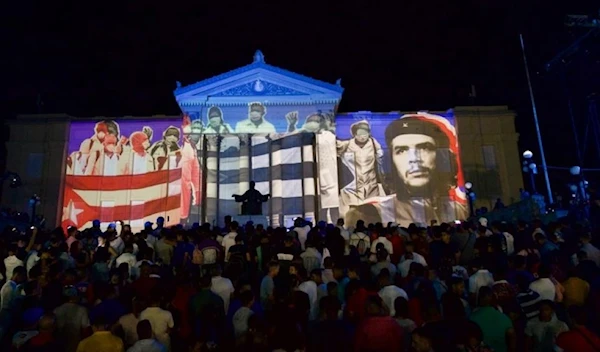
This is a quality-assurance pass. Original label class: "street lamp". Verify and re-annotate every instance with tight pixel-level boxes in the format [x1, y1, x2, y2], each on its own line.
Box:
[569, 165, 587, 203]
[522, 150, 538, 194]
[465, 182, 475, 218]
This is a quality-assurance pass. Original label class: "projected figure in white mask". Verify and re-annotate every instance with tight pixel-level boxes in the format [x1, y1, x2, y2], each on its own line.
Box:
[336, 120, 385, 217]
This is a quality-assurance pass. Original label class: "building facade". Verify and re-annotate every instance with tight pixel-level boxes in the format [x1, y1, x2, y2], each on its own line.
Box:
[2, 51, 523, 230]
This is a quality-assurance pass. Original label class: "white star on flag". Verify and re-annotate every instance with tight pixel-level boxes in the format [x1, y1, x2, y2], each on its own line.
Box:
[62, 200, 83, 226]
[402, 123, 408, 127]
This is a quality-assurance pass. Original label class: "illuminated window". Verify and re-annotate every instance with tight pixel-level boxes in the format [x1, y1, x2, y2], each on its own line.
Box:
[27, 153, 44, 178]
[130, 200, 145, 228]
[100, 201, 114, 228]
[482, 146, 497, 170]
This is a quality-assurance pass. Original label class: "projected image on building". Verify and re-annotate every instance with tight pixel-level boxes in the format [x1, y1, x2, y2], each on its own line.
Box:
[334, 111, 468, 226]
[63, 118, 186, 231]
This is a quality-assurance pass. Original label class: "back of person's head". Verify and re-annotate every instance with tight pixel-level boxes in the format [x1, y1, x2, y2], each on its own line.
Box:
[477, 286, 494, 307]
[92, 314, 108, 330]
[210, 265, 223, 277]
[365, 295, 385, 316]
[267, 260, 279, 273]
[199, 274, 212, 289]
[239, 290, 254, 307]
[441, 293, 466, 319]
[323, 257, 334, 269]
[470, 257, 483, 271]
[516, 273, 532, 292]
[376, 247, 388, 262]
[326, 281, 338, 297]
[38, 313, 56, 332]
[377, 268, 391, 285]
[137, 319, 153, 340]
[230, 221, 239, 231]
[409, 262, 425, 277]
[412, 325, 435, 352]
[393, 296, 409, 318]
[537, 264, 551, 278]
[12, 265, 27, 280]
[235, 234, 244, 243]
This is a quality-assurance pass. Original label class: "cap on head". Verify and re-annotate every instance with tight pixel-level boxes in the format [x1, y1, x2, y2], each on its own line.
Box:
[93, 219, 101, 227]
[384, 115, 450, 149]
[107, 223, 116, 230]
[208, 106, 223, 120]
[157, 217, 165, 224]
[350, 120, 371, 136]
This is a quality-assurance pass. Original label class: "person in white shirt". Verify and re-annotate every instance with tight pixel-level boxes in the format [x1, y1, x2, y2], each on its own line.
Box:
[139, 297, 174, 351]
[232, 290, 255, 340]
[298, 274, 319, 320]
[377, 269, 408, 316]
[293, 218, 311, 250]
[210, 266, 235, 314]
[478, 218, 493, 236]
[4, 245, 24, 282]
[336, 219, 350, 242]
[66, 226, 78, 251]
[25, 243, 42, 278]
[580, 233, 600, 267]
[235, 102, 276, 133]
[401, 242, 427, 265]
[468, 259, 494, 302]
[108, 226, 125, 256]
[300, 241, 323, 274]
[222, 222, 239, 262]
[0, 266, 26, 311]
[117, 299, 143, 348]
[127, 319, 167, 352]
[116, 244, 138, 279]
[349, 230, 371, 258]
[528, 265, 556, 301]
[371, 234, 394, 261]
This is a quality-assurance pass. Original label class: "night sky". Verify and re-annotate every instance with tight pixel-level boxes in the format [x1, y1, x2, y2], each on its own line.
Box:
[2, 2, 599, 175]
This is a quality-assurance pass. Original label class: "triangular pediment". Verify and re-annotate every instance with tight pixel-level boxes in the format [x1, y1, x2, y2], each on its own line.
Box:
[211, 79, 310, 97]
[174, 51, 343, 108]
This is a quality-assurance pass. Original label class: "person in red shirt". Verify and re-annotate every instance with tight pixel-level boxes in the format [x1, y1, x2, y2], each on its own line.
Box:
[344, 280, 376, 323]
[354, 295, 404, 352]
[556, 306, 600, 351]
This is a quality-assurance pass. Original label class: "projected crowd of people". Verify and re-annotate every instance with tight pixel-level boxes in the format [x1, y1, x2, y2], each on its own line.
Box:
[1, 212, 600, 351]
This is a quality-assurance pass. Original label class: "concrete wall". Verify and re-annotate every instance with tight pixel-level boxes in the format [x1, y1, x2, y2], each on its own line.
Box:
[2, 114, 71, 227]
[454, 106, 524, 210]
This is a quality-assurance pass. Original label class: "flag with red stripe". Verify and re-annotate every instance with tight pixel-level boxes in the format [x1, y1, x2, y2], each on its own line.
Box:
[61, 168, 182, 232]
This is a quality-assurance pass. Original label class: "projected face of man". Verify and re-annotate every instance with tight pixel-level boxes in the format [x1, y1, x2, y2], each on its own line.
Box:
[249, 110, 264, 123]
[391, 134, 437, 189]
[164, 135, 178, 145]
[354, 128, 370, 144]
[209, 116, 221, 129]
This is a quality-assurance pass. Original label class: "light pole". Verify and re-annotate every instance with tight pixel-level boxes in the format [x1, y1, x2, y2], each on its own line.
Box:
[569, 166, 588, 203]
[522, 150, 538, 194]
[465, 182, 475, 219]
[29, 194, 40, 225]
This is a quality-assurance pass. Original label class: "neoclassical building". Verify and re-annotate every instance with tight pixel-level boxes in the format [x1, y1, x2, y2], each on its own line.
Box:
[2, 51, 524, 229]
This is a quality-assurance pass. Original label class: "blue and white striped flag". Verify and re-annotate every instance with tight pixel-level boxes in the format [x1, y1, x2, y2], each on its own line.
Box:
[204, 133, 316, 227]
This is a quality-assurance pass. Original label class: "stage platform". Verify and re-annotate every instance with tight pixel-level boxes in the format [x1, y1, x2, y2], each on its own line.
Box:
[233, 215, 270, 227]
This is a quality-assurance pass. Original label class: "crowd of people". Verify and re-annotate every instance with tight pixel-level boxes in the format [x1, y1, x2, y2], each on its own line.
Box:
[1, 214, 600, 351]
